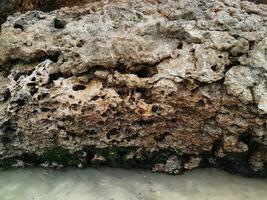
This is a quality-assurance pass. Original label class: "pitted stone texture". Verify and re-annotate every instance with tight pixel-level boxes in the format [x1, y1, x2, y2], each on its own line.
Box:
[0, 0, 267, 177]
[0, 0, 96, 24]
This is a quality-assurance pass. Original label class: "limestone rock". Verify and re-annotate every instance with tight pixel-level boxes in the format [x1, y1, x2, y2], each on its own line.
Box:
[0, 0, 96, 24]
[0, 0, 267, 177]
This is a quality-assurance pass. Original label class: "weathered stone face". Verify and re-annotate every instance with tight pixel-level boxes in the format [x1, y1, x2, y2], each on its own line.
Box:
[0, 0, 97, 24]
[0, 0, 266, 24]
[0, 0, 266, 177]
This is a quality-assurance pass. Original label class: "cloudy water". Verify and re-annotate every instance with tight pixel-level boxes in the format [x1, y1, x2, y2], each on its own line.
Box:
[0, 168, 266, 200]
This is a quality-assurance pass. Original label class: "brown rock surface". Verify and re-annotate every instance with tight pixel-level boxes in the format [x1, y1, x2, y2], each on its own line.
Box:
[0, 0, 267, 177]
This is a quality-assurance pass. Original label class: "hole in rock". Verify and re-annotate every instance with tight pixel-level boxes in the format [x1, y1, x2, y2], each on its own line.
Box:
[136, 87, 146, 95]
[154, 132, 170, 142]
[136, 87, 153, 104]
[182, 106, 195, 114]
[136, 68, 150, 78]
[171, 118, 177, 123]
[101, 112, 108, 118]
[53, 18, 66, 29]
[40, 107, 51, 112]
[76, 40, 85, 48]
[151, 105, 159, 112]
[135, 119, 154, 126]
[17, 99, 25, 106]
[73, 84, 86, 91]
[84, 129, 97, 135]
[1, 121, 16, 135]
[91, 95, 100, 101]
[47, 52, 61, 63]
[48, 72, 65, 84]
[116, 87, 129, 96]
[117, 63, 127, 73]
[86, 150, 95, 162]
[211, 65, 219, 72]
[98, 121, 105, 126]
[37, 93, 50, 100]
[13, 23, 24, 31]
[70, 104, 79, 111]
[20, 153, 33, 163]
[135, 66, 158, 78]
[27, 82, 36, 86]
[3, 90, 11, 101]
[30, 88, 39, 96]
[106, 128, 119, 139]
[1, 136, 11, 145]
[190, 48, 196, 53]
[249, 41, 255, 50]
[14, 72, 25, 81]
[196, 99, 205, 107]
[177, 42, 183, 49]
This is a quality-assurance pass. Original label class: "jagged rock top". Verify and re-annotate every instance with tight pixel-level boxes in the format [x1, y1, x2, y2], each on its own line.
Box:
[1, 0, 266, 112]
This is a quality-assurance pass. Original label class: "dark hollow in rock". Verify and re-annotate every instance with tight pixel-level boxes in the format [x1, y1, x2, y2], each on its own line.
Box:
[13, 22, 24, 31]
[0, 0, 97, 25]
[73, 85, 86, 91]
[53, 18, 66, 29]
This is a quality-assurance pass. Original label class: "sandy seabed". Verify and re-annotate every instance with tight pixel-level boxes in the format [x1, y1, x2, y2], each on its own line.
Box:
[0, 168, 266, 200]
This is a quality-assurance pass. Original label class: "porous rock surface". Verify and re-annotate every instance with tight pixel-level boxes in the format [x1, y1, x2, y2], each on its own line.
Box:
[0, 0, 97, 24]
[0, 0, 267, 177]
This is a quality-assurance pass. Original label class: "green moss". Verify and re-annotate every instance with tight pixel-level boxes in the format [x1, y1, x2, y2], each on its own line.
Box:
[0, 147, 183, 170]
[174, 148, 183, 156]
[92, 146, 137, 168]
[0, 158, 16, 169]
[90, 147, 184, 169]
[36, 148, 87, 167]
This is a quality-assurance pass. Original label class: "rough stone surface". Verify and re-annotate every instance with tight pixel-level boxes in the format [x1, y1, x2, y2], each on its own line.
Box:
[0, 0, 97, 24]
[0, 0, 267, 177]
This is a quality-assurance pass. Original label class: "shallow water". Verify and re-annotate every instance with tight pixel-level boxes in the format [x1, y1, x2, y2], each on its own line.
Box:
[0, 168, 266, 200]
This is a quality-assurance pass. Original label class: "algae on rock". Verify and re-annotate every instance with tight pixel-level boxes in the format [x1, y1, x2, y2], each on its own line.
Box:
[0, 0, 267, 177]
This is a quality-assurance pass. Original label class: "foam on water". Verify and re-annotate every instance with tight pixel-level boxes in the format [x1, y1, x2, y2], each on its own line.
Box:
[0, 168, 266, 200]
